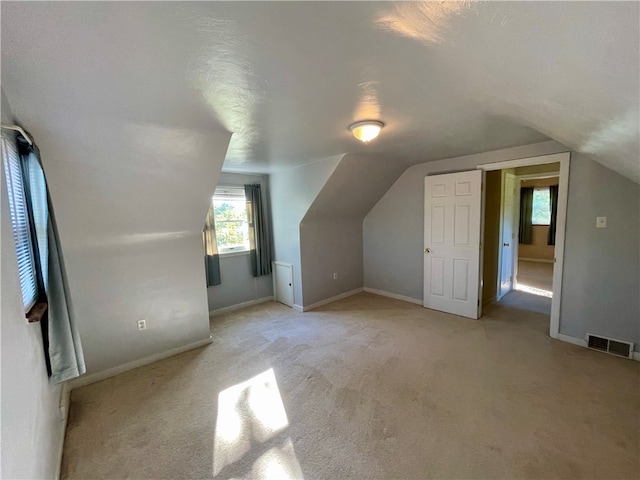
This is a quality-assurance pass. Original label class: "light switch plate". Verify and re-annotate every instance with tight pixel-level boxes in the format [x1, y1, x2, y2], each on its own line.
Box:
[596, 216, 607, 228]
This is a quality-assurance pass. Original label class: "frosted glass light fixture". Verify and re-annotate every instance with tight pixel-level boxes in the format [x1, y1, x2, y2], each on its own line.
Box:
[349, 120, 384, 143]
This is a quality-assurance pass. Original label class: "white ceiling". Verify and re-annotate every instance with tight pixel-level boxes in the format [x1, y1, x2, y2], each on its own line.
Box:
[2, 2, 638, 181]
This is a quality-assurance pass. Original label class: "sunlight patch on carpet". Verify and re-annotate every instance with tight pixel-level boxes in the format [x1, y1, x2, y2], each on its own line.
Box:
[516, 283, 553, 298]
[251, 439, 304, 479]
[213, 368, 303, 478]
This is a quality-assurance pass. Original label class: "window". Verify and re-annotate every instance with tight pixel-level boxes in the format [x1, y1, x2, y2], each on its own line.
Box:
[2, 134, 38, 311]
[532, 187, 551, 225]
[212, 187, 250, 254]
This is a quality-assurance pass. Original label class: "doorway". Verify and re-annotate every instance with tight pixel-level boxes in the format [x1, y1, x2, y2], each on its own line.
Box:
[478, 152, 570, 340]
[501, 170, 559, 315]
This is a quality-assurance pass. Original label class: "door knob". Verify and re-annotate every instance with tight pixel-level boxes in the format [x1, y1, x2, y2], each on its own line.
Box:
[425, 248, 430, 253]
[503, 243, 510, 247]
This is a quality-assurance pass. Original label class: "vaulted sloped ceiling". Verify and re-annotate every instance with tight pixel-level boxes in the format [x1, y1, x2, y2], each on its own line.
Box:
[2, 1, 638, 182]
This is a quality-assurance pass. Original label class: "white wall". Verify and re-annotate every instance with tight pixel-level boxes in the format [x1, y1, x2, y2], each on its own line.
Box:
[21, 116, 231, 375]
[208, 172, 273, 312]
[269, 156, 343, 307]
[1, 92, 64, 479]
[363, 140, 640, 350]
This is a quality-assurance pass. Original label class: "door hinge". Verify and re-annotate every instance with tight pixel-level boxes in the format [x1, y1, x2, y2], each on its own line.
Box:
[477, 299, 480, 307]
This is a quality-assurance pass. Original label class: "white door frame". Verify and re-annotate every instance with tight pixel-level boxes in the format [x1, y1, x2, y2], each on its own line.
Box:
[477, 152, 570, 340]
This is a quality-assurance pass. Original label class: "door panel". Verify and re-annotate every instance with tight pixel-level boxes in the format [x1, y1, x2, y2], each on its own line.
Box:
[454, 204, 470, 245]
[498, 172, 516, 299]
[432, 206, 445, 244]
[430, 257, 445, 297]
[273, 262, 293, 307]
[424, 170, 482, 319]
[453, 259, 469, 301]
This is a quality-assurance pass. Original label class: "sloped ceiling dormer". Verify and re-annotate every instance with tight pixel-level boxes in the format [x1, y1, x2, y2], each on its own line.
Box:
[2, 1, 638, 182]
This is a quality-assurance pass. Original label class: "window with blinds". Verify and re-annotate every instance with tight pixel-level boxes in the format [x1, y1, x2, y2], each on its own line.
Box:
[2, 134, 38, 311]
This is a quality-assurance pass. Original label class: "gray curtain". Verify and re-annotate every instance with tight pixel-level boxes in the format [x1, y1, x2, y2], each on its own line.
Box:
[548, 185, 559, 246]
[17, 133, 86, 383]
[244, 184, 272, 277]
[519, 187, 534, 245]
[203, 203, 221, 286]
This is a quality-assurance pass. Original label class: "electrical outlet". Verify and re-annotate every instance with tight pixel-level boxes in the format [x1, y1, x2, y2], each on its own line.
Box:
[333, 273, 338, 280]
[137, 319, 147, 331]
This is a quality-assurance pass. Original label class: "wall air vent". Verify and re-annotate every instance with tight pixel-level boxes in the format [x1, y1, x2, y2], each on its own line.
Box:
[587, 333, 633, 359]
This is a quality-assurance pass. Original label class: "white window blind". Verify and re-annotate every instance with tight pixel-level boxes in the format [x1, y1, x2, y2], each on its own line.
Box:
[2, 135, 38, 311]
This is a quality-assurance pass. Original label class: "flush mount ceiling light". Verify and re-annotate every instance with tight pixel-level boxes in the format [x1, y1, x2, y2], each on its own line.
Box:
[349, 120, 384, 143]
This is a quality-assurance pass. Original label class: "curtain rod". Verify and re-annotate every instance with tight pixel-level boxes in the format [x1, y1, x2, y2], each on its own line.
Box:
[1, 124, 33, 146]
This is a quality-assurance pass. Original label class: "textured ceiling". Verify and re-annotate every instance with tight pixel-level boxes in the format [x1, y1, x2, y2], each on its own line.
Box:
[2, 2, 638, 181]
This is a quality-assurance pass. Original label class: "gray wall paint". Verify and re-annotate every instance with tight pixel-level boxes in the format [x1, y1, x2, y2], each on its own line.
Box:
[363, 140, 640, 348]
[300, 220, 364, 306]
[1, 91, 64, 479]
[208, 172, 273, 311]
[560, 154, 639, 346]
[269, 156, 343, 306]
[208, 254, 273, 311]
[300, 153, 410, 306]
[19, 113, 231, 374]
[364, 141, 568, 301]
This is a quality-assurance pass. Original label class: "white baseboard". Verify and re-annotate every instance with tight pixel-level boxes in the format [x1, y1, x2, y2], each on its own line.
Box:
[209, 296, 274, 316]
[55, 383, 71, 480]
[555, 333, 588, 348]
[363, 287, 423, 306]
[68, 336, 213, 390]
[292, 304, 303, 312]
[554, 333, 640, 361]
[302, 288, 364, 312]
[519, 257, 554, 264]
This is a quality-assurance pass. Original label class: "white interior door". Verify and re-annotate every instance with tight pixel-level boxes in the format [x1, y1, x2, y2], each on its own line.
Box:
[498, 172, 516, 299]
[273, 262, 293, 307]
[424, 170, 483, 319]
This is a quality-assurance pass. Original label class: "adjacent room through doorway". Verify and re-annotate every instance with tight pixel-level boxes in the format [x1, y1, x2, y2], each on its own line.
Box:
[483, 163, 561, 317]
[509, 173, 559, 314]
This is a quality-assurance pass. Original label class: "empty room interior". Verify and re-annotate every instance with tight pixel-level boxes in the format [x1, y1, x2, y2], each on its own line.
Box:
[1, 2, 639, 479]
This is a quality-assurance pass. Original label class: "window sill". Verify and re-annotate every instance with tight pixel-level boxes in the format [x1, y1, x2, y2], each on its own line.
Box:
[26, 301, 48, 323]
[219, 250, 251, 258]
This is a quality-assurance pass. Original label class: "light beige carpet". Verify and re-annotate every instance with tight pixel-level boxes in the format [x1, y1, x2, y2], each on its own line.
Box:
[500, 290, 551, 315]
[517, 260, 554, 292]
[500, 261, 554, 315]
[62, 293, 640, 479]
